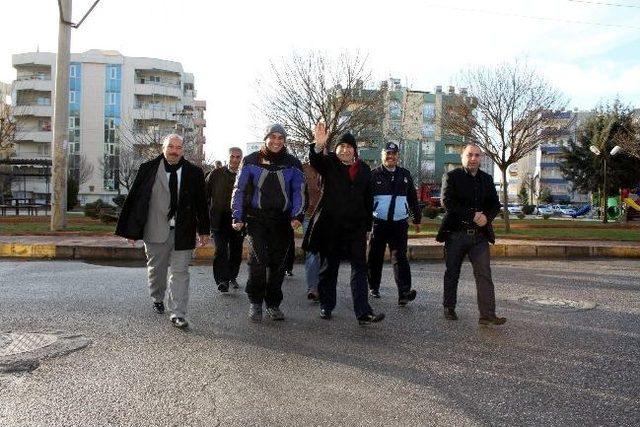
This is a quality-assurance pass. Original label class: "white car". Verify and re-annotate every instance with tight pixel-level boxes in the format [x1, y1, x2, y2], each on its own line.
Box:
[559, 205, 577, 216]
[536, 205, 554, 215]
[507, 204, 523, 215]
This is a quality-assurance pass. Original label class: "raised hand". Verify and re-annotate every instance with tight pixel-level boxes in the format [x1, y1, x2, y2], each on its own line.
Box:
[314, 122, 328, 149]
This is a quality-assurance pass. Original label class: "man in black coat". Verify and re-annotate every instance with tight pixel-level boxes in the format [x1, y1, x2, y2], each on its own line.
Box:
[303, 123, 385, 325]
[436, 144, 506, 325]
[115, 134, 210, 329]
[205, 147, 244, 293]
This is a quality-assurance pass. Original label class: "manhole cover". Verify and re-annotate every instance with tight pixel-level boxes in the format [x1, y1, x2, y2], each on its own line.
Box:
[518, 296, 596, 310]
[0, 332, 90, 373]
[0, 333, 59, 356]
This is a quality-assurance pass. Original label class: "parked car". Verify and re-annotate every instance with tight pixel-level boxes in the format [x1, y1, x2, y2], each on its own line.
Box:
[559, 205, 577, 216]
[535, 205, 554, 215]
[507, 204, 523, 215]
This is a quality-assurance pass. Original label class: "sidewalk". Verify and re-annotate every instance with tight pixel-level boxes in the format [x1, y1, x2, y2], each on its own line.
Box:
[0, 234, 638, 260]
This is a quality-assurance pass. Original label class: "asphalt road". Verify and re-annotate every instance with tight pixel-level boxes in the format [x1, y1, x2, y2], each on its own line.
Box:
[1, 258, 639, 426]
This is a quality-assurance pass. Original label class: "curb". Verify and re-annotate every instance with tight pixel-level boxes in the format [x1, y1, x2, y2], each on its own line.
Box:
[1, 243, 639, 261]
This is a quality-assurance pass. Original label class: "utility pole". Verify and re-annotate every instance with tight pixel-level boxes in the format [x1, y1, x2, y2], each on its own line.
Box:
[50, 0, 101, 230]
[50, 0, 72, 230]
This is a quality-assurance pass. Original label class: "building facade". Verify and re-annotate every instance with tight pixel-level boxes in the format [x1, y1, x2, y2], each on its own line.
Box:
[10, 50, 204, 204]
[356, 79, 492, 192]
[512, 110, 590, 204]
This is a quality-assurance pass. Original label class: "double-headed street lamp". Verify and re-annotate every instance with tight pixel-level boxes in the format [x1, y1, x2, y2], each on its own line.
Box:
[589, 144, 621, 223]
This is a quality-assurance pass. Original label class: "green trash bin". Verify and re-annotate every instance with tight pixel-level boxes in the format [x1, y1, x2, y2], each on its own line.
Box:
[607, 197, 620, 220]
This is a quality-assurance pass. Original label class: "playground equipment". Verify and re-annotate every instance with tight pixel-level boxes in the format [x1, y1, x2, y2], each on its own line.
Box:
[623, 198, 640, 211]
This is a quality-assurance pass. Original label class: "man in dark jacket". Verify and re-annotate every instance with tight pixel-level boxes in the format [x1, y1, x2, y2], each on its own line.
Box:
[231, 124, 304, 322]
[205, 147, 244, 293]
[436, 144, 506, 326]
[115, 134, 210, 329]
[367, 142, 422, 305]
[303, 122, 384, 325]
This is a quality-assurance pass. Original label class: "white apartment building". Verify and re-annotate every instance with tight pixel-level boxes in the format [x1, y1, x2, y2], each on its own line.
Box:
[10, 49, 205, 204]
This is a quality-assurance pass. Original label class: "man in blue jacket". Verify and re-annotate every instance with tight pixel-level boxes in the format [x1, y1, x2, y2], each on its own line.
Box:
[367, 142, 422, 305]
[231, 124, 304, 322]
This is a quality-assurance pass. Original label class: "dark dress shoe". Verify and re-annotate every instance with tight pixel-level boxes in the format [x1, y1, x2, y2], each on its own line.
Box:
[444, 307, 458, 320]
[479, 316, 507, 325]
[398, 289, 417, 306]
[153, 302, 165, 314]
[218, 282, 229, 293]
[357, 312, 385, 325]
[320, 309, 332, 320]
[370, 289, 381, 298]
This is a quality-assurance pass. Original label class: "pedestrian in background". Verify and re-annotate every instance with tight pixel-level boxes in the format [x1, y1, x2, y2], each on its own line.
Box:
[205, 147, 244, 293]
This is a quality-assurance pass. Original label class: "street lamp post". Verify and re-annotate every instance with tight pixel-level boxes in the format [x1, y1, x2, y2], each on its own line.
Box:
[590, 145, 621, 224]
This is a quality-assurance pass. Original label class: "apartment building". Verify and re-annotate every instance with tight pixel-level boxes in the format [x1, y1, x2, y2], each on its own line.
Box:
[11, 49, 205, 204]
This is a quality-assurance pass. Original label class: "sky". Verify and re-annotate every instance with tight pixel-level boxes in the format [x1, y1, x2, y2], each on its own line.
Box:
[1, 0, 639, 161]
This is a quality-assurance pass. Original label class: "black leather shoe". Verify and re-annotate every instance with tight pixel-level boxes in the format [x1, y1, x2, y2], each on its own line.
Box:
[444, 307, 458, 320]
[320, 309, 332, 320]
[218, 282, 229, 293]
[398, 289, 417, 306]
[370, 289, 381, 298]
[153, 302, 165, 314]
[479, 316, 507, 325]
[357, 312, 385, 325]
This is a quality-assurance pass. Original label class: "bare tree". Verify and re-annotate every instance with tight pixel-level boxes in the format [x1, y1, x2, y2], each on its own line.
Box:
[0, 101, 18, 201]
[442, 60, 568, 232]
[255, 50, 384, 159]
[77, 154, 94, 186]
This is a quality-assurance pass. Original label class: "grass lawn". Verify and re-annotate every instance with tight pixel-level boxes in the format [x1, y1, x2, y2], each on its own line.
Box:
[0, 215, 115, 235]
[1, 215, 638, 241]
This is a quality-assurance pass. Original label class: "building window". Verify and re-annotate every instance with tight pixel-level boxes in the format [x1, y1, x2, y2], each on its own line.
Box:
[110, 67, 118, 80]
[70, 65, 76, 78]
[69, 91, 76, 104]
[39, 119, 51, 131]
[423, 103, 436, 121]
[107, 92, 117, 105]
[389, 101, 402, 120]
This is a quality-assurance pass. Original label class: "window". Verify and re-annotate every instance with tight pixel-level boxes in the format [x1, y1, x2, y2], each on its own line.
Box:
[423, 103, 436, 120]
[107, 92, 117, 105]
[39, 119, 51, 131]
[69, 91, 76, 104]
[421, 123, 435, 139]
[37, 97, 50, 106]
[389, 101, 402, 120]
[110, 67, 118, 80]
[69, 65, 76, 78]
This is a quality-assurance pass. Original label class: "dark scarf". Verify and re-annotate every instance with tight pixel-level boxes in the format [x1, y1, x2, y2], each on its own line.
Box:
[163, 157, 185, 221]
[259, 145, 287, 164]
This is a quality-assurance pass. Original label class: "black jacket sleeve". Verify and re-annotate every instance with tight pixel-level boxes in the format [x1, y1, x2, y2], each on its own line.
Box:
[193, 167, 211, 235]
[483, 173, 501, 222]
[405, 172, 422, 224]
[309, 143, 329, 176]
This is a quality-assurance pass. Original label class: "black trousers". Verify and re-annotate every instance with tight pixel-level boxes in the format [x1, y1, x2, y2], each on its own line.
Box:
[443, 231, 496, 318]
[211, 227, 244, 285]
[367, 220, 411, 296]
[284, 226, 295, 272]
[245, 217, 292, 307]
[318, 234, 373, 318]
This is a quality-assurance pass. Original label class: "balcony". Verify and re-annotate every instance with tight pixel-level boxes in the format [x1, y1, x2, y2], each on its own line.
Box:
[13, 78, 52, 92]
[13, 151, 51, 161]
[16, 131, 52, 143]
[134, 81, 182, 98]
[13, 104, 53, 117]
[132, 103, 180, 121]
[193, 117, 206, 127]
